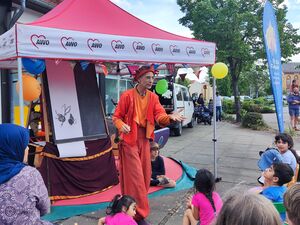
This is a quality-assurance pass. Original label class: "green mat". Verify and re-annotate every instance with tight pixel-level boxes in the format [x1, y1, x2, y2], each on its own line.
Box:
[43, 159, 197, 222]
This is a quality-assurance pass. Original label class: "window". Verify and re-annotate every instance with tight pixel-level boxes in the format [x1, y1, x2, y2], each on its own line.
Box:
[105, 78, 119, 116]
[176, 86, 183, 101]
[182, 88, 189, 101]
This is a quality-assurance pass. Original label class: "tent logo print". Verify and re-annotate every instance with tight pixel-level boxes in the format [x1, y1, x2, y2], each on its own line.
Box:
[61, 37, 78, 50]
[111, 40, 125, 52]
[169, 45, 180, 55]
[201, 48, 210, 57]
[87, 38, 103, 51]
[30, 34, 50, 49]
[151, 43, 163, 54]
[186, 47, 196, 56]
[132, 41, 145, 53]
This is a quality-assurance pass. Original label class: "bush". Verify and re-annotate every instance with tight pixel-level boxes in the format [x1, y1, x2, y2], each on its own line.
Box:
[222, 113, 235, 122]
[241, 112, 267, 130]
[222, 99, 235, 114]
[253, 97, 265, 105]
[260, 106, 275, 113]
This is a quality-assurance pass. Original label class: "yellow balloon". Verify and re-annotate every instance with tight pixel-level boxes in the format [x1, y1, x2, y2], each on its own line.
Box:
[211, 62, 229, 79]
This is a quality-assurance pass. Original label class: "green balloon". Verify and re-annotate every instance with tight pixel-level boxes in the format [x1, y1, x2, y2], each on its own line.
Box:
[155, 79, 168, 94]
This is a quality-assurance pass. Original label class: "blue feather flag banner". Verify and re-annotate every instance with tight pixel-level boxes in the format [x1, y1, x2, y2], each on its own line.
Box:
[263, 1, 284, 132]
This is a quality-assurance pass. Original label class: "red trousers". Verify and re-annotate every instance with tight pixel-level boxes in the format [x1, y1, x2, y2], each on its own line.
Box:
[119, 127, 151, 220]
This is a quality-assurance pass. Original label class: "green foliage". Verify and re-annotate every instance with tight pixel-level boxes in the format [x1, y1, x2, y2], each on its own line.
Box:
[242, 101, 261, 112]
[260, 106, 275, 113]
[285, 126, 297, 137]
[223, 98, 275, 114]
[222, 112, 235, 122]
[239, 65, 270, 97]
[176, 77, 192, 88]
[222, 99, 235, 114]
[253, 97, 266, 105]
[242, 112, 268, 130]
[216, 75, 232, 96]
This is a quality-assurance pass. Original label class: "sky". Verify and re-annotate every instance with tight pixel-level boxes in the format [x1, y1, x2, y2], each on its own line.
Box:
[111, 0, 300, 62]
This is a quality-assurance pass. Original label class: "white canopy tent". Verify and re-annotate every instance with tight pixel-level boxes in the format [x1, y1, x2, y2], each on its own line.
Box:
[0, 0, 216, 126]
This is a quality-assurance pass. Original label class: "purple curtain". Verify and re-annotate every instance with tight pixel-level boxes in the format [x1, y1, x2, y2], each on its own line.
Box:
[38, 138, 119, 200]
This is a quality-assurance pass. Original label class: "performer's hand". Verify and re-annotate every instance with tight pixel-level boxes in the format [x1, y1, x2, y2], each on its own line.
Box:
[169, 108, 186, 122]
[120, 124, 131, 134]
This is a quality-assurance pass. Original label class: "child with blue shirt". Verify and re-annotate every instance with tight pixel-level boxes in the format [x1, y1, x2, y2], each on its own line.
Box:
[261, 162, 294, 221]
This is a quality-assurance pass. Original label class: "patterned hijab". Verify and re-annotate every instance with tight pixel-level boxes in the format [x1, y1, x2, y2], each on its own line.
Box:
[0, 124, 29, 185]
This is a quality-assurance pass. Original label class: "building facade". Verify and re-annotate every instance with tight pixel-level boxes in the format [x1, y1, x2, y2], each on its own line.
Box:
[282, 63, 300, 93]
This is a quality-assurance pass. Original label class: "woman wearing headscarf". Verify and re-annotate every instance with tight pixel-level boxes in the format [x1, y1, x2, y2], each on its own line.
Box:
[0, 123, 52, 225]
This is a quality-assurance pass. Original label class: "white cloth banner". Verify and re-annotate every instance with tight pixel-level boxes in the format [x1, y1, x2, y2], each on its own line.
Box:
[57, 141, 86, 158]
[7, 24, 215, 65]
[0, 27, 16, 60]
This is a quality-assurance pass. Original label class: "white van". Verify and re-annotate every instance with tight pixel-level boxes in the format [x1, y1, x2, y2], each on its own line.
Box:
[157, 82, 195, 136]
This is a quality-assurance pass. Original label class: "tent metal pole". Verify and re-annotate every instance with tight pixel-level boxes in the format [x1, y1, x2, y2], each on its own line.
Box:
[17, 57, 24, 127]
[212, 77, 217, 178]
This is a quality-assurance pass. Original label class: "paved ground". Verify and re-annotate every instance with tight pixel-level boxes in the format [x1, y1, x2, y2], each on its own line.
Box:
[55, 106, 299, 225]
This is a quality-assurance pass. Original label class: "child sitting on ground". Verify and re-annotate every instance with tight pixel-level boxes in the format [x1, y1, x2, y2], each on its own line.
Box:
[150, 142, 176, 188]
[261, 162, 294, 221]
[261, 163, 294, 202]
[259, 133, 298, 172]
[182, 169, 223, 225]
[98, 194, 137, 225]
[284, 184, 300, 225]
[258, 133, 298, 185]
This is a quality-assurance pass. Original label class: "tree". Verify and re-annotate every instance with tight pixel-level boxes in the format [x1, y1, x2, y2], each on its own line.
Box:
[177, 0, 300, 122]
[176, 77, 192, 87]
[239, 65, 270, 97]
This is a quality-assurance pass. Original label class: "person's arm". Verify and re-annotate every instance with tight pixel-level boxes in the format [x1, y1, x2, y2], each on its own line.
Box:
[192, 205, 199, 220]
[152, 157, 165, 178]
[187, 195, 200, 220]
[287, 94, 294, 104]
[98, 217, 105, 225]
[112, 93, 131, 133]
[153, 94, 185, 126]
[31, 169, 51, 216]
[159, 156, 166, 176]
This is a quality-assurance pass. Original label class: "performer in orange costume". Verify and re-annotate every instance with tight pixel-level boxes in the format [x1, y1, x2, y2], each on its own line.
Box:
[113, 65, 185, 223]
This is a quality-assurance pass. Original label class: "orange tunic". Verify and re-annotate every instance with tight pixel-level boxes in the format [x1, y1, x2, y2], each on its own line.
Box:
[113, 88, 170, 145]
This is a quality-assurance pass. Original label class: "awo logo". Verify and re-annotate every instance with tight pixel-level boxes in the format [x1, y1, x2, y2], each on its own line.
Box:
[201, 48, 210, 57]
[169, 45, 180, 55]
[111, 40, 125, 52]
[132, 41, 145, 53]
[186, 47, 196, 56]
[151, 43, 163, 54]
[87, 38, 103, 51]
[30, 34, 50, 49]
[61, 37, 78, 50]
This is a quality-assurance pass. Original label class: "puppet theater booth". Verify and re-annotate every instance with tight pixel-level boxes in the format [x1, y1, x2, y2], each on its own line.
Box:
[0, 0, 216, 222]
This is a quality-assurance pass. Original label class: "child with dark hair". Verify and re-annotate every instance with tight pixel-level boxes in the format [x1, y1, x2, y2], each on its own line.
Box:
[182, 169, 223, 225]
[258, 133, 298, 173]
[98, 194, 137, 225]
[150, 142, 176, 188]
[274, 133, 298, 172]
[261, 163, 294, 221]
[262, 163, 294, 201]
